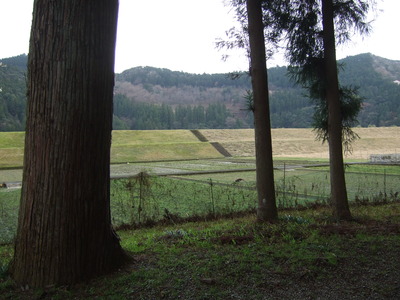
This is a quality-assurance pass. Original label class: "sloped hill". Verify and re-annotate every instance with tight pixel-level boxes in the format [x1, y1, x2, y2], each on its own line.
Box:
[114, 53, 400, 128]
[0, 130, 226, 168]
[110, 130, 225, 163]
[338, 53, 400, 126]
[371, 54, 400, 81]
[1, 53, 399, 131]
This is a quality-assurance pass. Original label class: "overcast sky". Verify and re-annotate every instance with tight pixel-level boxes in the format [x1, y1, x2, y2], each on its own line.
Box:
[1, 0, 399, 74]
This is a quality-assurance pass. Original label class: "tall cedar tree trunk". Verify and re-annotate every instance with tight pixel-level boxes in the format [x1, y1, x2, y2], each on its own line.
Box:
[246, 0, 278, 222]
[321, 0, 352, 220]
[11, 0, 130, 287]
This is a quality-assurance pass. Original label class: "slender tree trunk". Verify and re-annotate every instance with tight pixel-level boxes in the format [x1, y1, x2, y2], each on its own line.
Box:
[246, 0, 278, 222]
[11, 0, 130, 287]
[322, 0, 352, 221]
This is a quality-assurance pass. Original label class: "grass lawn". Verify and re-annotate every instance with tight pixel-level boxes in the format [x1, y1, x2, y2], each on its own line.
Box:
[1, 203, 399, 299]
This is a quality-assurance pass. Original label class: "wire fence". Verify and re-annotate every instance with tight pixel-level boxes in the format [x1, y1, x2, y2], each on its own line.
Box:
[1, 165, 399, 244]
[110, 166, 400, 228]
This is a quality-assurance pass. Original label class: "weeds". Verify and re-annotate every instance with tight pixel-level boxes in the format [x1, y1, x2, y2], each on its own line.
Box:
[0, 189, 19, 245]
[111, 175, 258, 229]
[126, 171, 154, 224]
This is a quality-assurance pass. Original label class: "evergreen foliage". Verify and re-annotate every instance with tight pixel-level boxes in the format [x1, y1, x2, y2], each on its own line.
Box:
[272, 0, 369, 152]
[113, 94, 229, 130]
[0, 53, 399, 131]
[0, 54, 27, 131]
[116, 66, 250, 88]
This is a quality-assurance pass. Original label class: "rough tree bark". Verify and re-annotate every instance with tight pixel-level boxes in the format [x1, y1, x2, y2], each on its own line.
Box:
[246, 0, 278, 222]
[11, 0, 130, 287]
[321, 0, 352, 220]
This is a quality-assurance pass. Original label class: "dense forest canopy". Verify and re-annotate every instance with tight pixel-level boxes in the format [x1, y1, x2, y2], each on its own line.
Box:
[0, 53, 399, 131]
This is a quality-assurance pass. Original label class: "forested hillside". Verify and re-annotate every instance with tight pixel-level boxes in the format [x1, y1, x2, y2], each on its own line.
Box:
[0, 54, 27, 131]
[1, 53, 399, 131]
[114, 65, 313, 129]
[338, 54, 400, 126]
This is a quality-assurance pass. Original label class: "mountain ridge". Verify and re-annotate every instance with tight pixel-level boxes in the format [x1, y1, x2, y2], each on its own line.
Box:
[1, 53, 399, 130]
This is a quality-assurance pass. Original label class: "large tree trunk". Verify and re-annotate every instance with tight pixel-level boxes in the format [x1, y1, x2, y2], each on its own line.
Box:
[11, 0, 130, 287]
[321, 0, 352, 221]
[246, 0, 278, 222]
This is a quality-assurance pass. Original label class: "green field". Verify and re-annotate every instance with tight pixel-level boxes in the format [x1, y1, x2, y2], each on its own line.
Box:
[173, 164, 399, 204]
[312, 164, 400, 175]
[111, 130, 225, 162]
[1, 163, 398, 245]
[0, 130, 225, 168]
[0, 175, 258, 244]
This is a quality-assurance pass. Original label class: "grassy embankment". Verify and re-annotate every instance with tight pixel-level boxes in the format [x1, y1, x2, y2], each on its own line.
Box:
[110, 130, 223, 163]
[0, 130, 224, 170]
[0, 132, 25, 169]
[1, 126, 399, 168]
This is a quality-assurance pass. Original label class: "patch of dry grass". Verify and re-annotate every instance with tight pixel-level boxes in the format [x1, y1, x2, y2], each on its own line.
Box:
[200, 127, 400, 160]
[111, 143, 223, 163]
[112, 130, 199, 145]
[0, 148, 24, 169]
[0, 132, 25, 168]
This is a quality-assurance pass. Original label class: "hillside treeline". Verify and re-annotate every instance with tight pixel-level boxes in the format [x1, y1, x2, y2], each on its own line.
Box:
[116, 66, 250, 89]
[112, 53, 400, 129]
[1, 53, 399, 131]
[113, 94, 232, 130]
[338, 54, 400, 126]
[0, 55, 27, 131]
